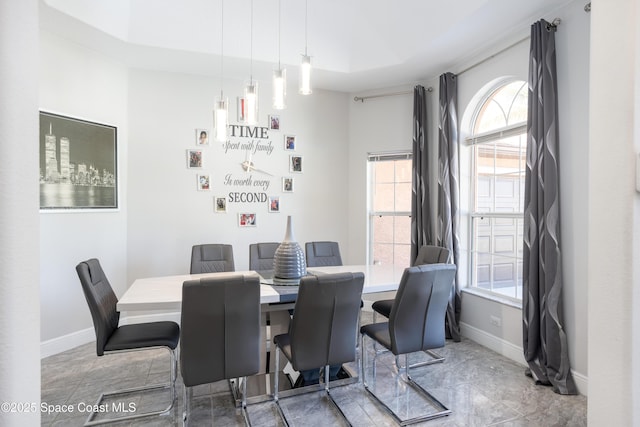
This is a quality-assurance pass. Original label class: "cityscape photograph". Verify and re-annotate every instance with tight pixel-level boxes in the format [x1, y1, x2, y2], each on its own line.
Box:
[39, 112, 117, 209]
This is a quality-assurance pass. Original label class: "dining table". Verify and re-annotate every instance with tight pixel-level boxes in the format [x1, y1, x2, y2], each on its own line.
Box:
[116, 264, 406, 404]
[116, 264, 405, 312]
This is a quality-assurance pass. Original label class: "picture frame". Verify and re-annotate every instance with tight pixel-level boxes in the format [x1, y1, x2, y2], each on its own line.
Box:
[269, 114, 280, 130]
[289, 155, 303, 173]
[282, 177, 294, 193]
[39, 111, 118, 210]
[268, 196, 280, 212]
[284, 134, 296, 151]
[214, 196, 227, 213]
[238, 213, 257, 227]
[197, 174, 210, 191]
[237, 97, 246, 123]
[195, 128, 209, 146]
[187, 149, 203, 168]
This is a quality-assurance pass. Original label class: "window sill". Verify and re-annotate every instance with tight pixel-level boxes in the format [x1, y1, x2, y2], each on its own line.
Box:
[461, 287, 522, 310]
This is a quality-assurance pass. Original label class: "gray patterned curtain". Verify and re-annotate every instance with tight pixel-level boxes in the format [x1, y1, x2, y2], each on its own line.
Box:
[522, 19, 577, 395]
[410, 85, 432, 263]
[437, 73, 461, 342]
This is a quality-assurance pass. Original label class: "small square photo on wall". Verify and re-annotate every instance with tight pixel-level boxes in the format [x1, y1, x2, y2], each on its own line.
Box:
[282, 177, 294, 193]
[214, 196, 227, 213]
[197, 174, 210, 191]
[187, 149, 203, 168]
[238, 213, 257, 227]
[195, 128, 209, 146]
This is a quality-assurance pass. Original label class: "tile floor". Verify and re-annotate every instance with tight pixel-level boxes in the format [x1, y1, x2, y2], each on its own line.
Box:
[41, 313, 587, 426]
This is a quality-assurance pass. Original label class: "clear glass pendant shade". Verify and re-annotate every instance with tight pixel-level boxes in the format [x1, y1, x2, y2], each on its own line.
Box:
[214, 97, 228, 142]
[272, 68, 286, 110]
[299, 54, 312, 95]
[244, 81, 259, 125]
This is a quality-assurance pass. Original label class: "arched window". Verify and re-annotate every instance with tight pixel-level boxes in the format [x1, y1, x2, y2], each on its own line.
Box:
[467, 80, 527, 300]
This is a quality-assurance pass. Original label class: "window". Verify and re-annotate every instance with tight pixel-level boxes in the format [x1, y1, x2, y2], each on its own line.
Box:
[467, 80, 527, 300]
[368, 152, 412, 267]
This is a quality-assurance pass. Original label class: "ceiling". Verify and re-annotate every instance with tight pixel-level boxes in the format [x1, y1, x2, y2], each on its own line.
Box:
[40, 0, 575, 93]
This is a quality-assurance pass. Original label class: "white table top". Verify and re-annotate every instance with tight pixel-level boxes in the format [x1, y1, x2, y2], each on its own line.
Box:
[117, 264, 405, 312]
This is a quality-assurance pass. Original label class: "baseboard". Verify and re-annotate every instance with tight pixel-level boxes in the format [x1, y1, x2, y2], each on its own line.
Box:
[460, 321, 588, 396]
[40, 312, 181, 359]
[460, 322, 527, 366]
[40, 327, 95, 359]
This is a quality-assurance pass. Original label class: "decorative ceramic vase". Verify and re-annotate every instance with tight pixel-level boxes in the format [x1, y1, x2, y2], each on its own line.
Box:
[273, 216, 307, 280]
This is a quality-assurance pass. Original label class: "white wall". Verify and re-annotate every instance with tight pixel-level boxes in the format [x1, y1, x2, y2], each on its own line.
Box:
[126, 69, 350, 283]
[1, 1, 41, 425]
[588, 0, 638, 424]
[39, 32, 129, 351]
[348, 0, 589, 393]
[39, 30, 351, 349]
[346, 85, 422, 265]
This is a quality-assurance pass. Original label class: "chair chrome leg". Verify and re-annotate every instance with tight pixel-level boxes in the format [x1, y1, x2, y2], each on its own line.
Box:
[408, 349, 445, 368]
[84, 346, 177, 426]
[323, 365, 353, 427]
[393, 349, 446, 371]
[361, 336, 451, 426]
[272, 345, 289, 427]
[240, 377, 253, 427]
[182, 386, 191, 427]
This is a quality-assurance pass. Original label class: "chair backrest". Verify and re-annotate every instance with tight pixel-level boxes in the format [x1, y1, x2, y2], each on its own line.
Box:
[190, 244, 235, 273]
[180, 274, 261, 387]
[413, 245, 451, 266]
[388, 264, 456, 355]
[249, 242, 280, 271]
[305, 241, 343, 267]
[76, 258, 120, 356]
[287, 272, 364, 371]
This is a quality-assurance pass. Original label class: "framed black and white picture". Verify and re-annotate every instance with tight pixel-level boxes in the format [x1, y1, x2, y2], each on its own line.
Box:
[214, 196, 227, 213]
[39, 111, 118, 210]
[282, 177, 294, 192]
[289, 155, 303, 173]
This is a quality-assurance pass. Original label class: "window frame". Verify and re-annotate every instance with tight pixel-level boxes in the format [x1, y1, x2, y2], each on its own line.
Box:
[464, 80, 528, 302]
[367, 151, 412, 266]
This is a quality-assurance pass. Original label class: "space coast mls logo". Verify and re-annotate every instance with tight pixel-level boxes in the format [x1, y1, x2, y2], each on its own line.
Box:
[221, 124, 275, 203]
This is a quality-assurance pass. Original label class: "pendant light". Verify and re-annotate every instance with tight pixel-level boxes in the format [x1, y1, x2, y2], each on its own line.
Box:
[214, 0, 228, 142]
[244, 0, 259, 125]
[272, 0, 286, 109]
[299, 0, 312, 95]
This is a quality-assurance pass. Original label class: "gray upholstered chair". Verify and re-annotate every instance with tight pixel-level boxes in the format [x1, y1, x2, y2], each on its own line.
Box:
[273, 272, 364, 426]
[371, 245, 451, 318]
[76, 258, 180, 426]
[413, 244, 451, 265]
[360, 264, 456, 425]
[371, 245, 451, 367]
[190, 244, 235, 273]
[305, 241, 343, 267]
[249, 242, 280, 271]
[180, 274, 261, 426]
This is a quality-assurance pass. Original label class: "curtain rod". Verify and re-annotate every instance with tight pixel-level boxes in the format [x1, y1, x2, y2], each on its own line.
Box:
[353, 87, 432, 103]
[353, 17, 562, 103]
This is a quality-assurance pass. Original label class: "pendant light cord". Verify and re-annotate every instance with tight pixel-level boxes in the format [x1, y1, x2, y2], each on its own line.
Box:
[304, 0, 308, 56]
[250, 0, 254, 84]
[278, 0, 281, 69]
[220, 0, 224, 99]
